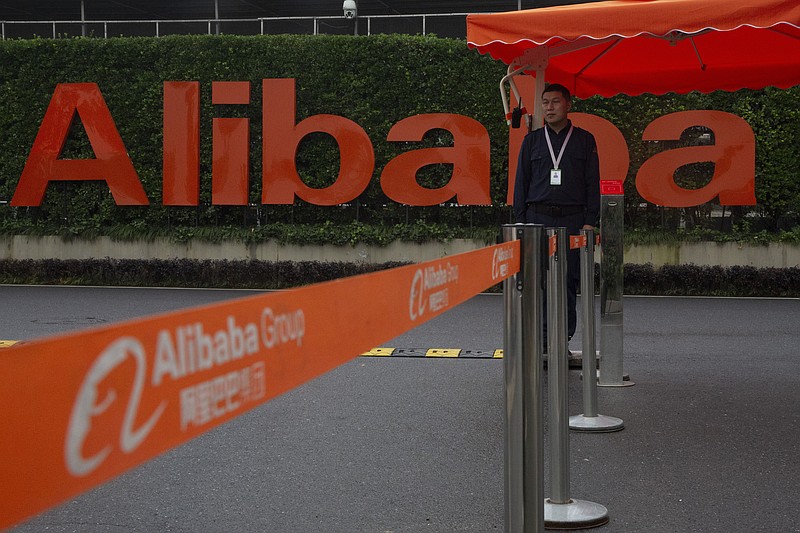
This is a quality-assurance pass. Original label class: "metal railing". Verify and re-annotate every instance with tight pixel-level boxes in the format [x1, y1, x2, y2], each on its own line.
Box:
[0, 13, 474, 40]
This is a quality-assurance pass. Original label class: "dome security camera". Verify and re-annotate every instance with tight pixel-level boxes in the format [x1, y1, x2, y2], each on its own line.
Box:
[343, 0, 357, 19]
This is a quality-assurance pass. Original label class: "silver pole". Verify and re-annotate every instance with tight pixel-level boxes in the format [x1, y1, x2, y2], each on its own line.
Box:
[580, 229, 598, 417]
[569, 229, 624, 432]
[599, 193, 634, 387]
[544, 228, 610, 530]
[521, 224, 545, 533]
[503, 223, 546, 533]
[546, 228, 569, 504]
[502, 224, 525, 533]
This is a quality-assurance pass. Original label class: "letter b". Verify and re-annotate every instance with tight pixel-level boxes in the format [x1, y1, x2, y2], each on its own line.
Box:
[228, 317, 244, 359]
[262, 79, 374, 205]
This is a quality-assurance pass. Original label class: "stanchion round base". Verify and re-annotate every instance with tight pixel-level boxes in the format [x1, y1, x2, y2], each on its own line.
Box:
[597, 372, 634, 387]
[569, 414, 624, 432]
[596, 379, 635, 388]
[544, 498, 609, 530]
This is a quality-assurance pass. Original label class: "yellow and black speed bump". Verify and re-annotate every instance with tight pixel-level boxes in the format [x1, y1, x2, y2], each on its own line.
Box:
[360, 348, 586, 367]
[361, 347, 503, 359]
[426, 349, 460, 358]
[361, 347, 396, 357]
[458, 350, 496, 358]
[391, 348, 430, 357]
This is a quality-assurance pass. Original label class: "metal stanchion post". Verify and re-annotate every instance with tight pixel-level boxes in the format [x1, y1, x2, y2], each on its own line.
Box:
[569, 228, 624, 433]
[546, 228, 570, 504]
[502, 224, 546, 533]
[599, 188, 634, 387]
[520, 224, 545, 533]
[544, 228, 609, 530]
[502, 224, 525, 533]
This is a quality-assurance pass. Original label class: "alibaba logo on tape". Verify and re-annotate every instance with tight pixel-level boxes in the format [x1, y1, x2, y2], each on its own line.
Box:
[65, 337, 166, 477]
[492, 246, 513, 280]
[409, 269, 427, 321]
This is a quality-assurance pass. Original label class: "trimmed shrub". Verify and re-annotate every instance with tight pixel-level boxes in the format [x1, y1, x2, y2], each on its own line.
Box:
[2, 258, 798, 296]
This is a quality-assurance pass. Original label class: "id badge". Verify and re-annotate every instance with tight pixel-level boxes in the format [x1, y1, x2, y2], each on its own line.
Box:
[550, 168, 562, 186]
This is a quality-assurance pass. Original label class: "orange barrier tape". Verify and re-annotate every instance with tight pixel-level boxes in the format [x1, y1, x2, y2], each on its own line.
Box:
[569, 235, 588, 250]
[0, 241, 519, 529]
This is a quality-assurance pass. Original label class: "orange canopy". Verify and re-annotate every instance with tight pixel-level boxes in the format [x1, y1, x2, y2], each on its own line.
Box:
[467, 0, 800, 97]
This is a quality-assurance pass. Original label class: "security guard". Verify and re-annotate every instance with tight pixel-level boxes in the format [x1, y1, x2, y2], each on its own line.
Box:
[513, 83, 601, 347]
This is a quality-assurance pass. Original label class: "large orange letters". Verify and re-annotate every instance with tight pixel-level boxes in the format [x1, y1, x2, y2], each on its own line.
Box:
[636, 110, 756, 206]
[10, 80, 758, 210]
[11, 83, 148, 206]
[262, 78, 374, 206]
[381, 114, 491, 205]
[163, 82, 200, 205]
[212, 81, 251, 205]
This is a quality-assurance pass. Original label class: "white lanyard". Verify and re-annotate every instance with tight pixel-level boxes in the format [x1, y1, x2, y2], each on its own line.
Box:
[544, 124, 574, 170]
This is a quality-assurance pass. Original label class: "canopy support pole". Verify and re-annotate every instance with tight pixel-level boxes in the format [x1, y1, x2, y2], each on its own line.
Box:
[500, 63, 532, 125]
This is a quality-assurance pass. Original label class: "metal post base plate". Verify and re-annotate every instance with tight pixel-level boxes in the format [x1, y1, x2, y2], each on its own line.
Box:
[597, 379, 635, 388]
[544, 498, 609, 530]
[569, 414, 624, 432]
[597, 371, 634, 387]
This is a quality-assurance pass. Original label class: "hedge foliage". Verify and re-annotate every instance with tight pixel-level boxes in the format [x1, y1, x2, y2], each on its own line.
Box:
[0, 258, 411, 289]
[624, 263, 800, 297]
[2, 258, 798, 297]
[0, 34, 798, 240]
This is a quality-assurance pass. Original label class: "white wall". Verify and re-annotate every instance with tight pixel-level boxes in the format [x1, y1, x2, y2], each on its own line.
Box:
[1, 236, 798, 268]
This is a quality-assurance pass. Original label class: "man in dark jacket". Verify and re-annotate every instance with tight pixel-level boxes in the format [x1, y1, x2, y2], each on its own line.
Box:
[513, 83, 600, 347]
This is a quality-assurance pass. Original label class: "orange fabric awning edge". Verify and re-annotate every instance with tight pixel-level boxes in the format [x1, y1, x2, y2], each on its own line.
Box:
[466, 0, 800, 97]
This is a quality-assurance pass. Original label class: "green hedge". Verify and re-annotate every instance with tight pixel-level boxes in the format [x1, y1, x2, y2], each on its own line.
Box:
[2, 258, 798, 297]
[0, 34, 798, 239]
[624, 263, 800, 297]
[0, 258, 411, 289]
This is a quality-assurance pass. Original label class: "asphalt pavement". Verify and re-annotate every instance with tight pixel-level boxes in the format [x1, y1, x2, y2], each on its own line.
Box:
[2, 286, 799, 532]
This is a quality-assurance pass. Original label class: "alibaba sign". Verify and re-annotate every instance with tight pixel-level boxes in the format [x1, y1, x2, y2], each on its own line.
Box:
[9, 79, 756, 208]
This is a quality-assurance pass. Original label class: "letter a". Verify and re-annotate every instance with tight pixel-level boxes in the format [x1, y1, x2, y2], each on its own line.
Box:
[636, 110, 756, 207]
[381, 114, 491, 205]
[11, 83, 148, 206]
